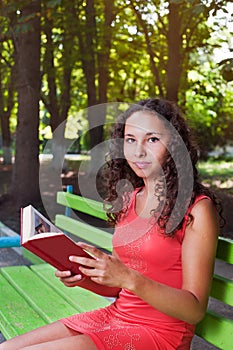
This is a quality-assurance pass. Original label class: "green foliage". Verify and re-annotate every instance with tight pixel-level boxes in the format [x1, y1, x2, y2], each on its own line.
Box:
[0, 0, 232, 158]
[185, 56, 233, 157]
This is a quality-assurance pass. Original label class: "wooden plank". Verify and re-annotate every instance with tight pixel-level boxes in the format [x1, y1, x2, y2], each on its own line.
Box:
[57, 192, 107, 221]
[0, 274, 46, 339]
[1, 266, 79, 323]
[211, 274, 233, 306]
[22, 247, 46, 265]
[55, 214, 112, 252]
[216, 237, 233, 264]
[31, 264, 111, 312]
[195, 311, 233, 350]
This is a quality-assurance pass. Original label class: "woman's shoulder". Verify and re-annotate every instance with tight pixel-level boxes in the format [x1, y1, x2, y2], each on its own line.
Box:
[180, 194, 218, 242]
[187, 194, 212, 215]
[189, 195, 217, 219]
[187, 194, 219, 234]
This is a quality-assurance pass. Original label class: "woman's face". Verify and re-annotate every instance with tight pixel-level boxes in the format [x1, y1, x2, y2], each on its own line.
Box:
[124, 111, 170, 181]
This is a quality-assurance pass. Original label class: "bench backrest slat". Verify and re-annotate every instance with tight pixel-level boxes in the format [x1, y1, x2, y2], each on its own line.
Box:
[57, 191, 107, 221]
[195, 312, 233, 349]
[211, 274, 233, 306]
[55, 214, 112, 252]
[216, 237, 233, 264]
[194, 237, 233, 349]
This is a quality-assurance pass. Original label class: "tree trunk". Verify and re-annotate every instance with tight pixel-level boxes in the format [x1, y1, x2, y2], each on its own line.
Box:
[166, 2, 182, 102]
[11, 0, 41, 207]
[129, 0, 164, 97]
[41, 4, 73, 169]
[98, 0, 115, 105]
[1, 111, 12, 165]
[43, 13, 59, 132]
[0, 46, 15, 165]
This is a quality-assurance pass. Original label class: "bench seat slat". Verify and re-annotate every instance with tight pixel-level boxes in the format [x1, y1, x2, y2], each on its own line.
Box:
[211, 274, 233, 306]
[57, 192, 107, 221]
[0, 274, 46, 339]
[55, 214, 112, 252]
[216, 237, 233, 264]
[1, 266, 78, 323]
[31, 264, 111, 312]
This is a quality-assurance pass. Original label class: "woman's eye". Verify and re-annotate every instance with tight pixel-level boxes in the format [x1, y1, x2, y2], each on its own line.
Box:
[125, 138, 135, 143]
[148, 137, 159, 143]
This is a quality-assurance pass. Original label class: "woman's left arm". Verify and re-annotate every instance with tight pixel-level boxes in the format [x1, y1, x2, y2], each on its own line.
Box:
[128, 198, 219, 324]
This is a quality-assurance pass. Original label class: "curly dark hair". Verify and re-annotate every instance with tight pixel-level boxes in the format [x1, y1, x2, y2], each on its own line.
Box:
[102, 98, 224, 236]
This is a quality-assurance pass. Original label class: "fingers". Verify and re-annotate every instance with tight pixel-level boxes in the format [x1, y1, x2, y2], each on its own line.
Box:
[69, 255, 98, 268]
[55, 243, 116, 288]
[55, 269, 84, 288]
[69, 242, 109, 270]
[55, 270, 72, 278]
[68, 255, 100, 278]
[77, 242, 104, 260]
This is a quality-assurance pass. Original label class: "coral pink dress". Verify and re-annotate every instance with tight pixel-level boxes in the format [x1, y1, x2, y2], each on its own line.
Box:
[62, 189, 208, 349]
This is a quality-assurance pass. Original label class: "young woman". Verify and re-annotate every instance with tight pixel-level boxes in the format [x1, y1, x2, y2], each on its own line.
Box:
[1, 98, 223, 350]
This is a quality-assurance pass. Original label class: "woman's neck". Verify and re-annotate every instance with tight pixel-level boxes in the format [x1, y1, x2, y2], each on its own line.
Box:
[135, 179, 164, 218]
[142, 176, 164, 197]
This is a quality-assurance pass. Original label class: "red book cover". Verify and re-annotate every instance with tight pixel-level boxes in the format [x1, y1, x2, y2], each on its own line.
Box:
[20, 205, 118, 297]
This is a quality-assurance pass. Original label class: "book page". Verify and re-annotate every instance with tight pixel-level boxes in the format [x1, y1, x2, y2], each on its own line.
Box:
[22, 205, 62, 243]
[28, 231, 63, 240]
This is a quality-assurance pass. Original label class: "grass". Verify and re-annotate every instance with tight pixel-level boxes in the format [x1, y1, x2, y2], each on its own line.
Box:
[198, 159, 233, 195]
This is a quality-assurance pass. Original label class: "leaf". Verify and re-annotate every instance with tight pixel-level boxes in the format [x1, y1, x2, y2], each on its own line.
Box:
[47, 0, 62, 8]
[192, 4, 205, 16]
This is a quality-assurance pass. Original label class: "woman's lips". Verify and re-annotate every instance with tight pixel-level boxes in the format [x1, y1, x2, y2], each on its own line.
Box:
[133, 162, 151, 169]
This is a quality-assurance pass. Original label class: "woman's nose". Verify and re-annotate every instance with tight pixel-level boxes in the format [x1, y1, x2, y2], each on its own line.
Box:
[134, 143, 146, 158]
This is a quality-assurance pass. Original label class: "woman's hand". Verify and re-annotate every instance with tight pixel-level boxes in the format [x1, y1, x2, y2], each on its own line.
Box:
[55, 269, 85, 288]
[72, 242, 134, 289]
[56, 242, 135, 290]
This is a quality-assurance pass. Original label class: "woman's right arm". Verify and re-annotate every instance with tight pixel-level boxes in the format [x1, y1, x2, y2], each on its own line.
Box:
[55, 248, 121, 298]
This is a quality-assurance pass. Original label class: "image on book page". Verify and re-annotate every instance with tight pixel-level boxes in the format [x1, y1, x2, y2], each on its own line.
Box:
[22, 205, 62, 243]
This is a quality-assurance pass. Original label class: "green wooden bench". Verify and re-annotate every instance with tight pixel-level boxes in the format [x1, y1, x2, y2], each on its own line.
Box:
[194, 237, 233, 349]
[0, 191, 113, 341]
[0, 190, 233, 349]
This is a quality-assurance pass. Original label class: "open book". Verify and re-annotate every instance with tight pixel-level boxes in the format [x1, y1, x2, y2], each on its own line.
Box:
[21, 205, 94, 277]
[21, 205, 119, 297]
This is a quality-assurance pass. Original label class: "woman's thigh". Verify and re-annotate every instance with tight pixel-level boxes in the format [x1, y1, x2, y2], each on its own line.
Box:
[0, 321, 95, 350]
[21, 334, 97, 350]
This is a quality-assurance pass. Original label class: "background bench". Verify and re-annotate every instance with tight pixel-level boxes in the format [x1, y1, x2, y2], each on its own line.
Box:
[0, 190, 233, 349]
